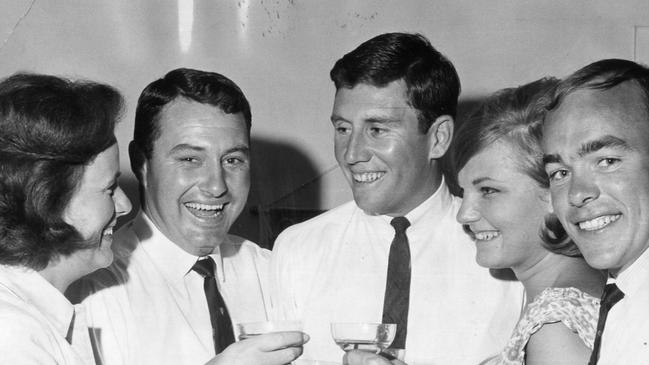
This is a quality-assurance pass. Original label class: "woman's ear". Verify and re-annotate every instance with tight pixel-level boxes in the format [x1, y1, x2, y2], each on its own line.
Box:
[427, 115, 454, 160]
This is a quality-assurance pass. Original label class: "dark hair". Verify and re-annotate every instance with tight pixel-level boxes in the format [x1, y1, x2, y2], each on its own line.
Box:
[330, 32, 461, 134]
[452, 77, 580, 257]
[548, 58, 649, 114]
[0, 73, 123, 270]
[132, 68, 251, 164]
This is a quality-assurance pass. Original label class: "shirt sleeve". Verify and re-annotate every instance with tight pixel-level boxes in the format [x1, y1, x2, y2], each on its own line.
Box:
[0, 313, 66, 365]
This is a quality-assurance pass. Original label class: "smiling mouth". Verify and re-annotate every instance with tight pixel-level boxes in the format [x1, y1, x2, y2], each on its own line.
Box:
[473, 231, 500, 241]
[184, 202, 226, 218]
[352, 172, 385, 183]
[577, 214, 621, 231]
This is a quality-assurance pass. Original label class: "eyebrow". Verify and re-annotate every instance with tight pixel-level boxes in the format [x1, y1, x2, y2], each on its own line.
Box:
[542, 153, 562, 165]
[543, 135, 630, 165]
[330, 114, 402, 125]
[223, 145, 250, 156]
[169, 144, 250, 155]
[471, 176, 496, 185]
[577, 135, 630, 157]
[169, 144, 205, 154]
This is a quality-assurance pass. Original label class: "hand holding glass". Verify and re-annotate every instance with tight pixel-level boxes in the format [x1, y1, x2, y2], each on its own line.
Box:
[330, 323, 396, 354]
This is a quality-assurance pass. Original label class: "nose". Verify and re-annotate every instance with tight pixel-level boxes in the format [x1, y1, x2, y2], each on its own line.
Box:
[343, 130, 371, 164]
[456, 198, 481, 224]
[568, 173, 599, 207]
[114, 186, 132, 218]
[199, 164, 228, 197]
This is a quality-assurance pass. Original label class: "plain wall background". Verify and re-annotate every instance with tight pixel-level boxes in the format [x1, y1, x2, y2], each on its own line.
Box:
[1, 0, 647, 246]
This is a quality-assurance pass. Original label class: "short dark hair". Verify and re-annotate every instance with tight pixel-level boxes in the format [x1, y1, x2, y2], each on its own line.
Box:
[452, 77, 580, 257]
[0, 73, 123, 270]
[548, 58, 649, 114]
[330, 32, 461, 133]
[132, 68, 252, 165]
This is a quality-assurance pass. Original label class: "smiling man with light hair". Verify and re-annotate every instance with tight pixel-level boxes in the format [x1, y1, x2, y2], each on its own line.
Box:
[542, 58, 649, 364]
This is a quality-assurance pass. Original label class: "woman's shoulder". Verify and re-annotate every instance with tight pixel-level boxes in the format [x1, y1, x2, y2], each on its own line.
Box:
[527, 286, 599, 348]
[528, 287, 599, 329]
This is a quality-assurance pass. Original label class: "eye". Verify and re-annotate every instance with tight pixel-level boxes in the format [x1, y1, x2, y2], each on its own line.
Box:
[224, 157, 243, 165]
[548, 168, 569, 183]
[480, 186, 499, 196]
[369, 126, 387, 136]
[597, 157, 620, 169]
[179, 156, 199, 163]
[106, 182, 118, 196]
[333, 123, 351, 135]
[223, 154, 249, 168]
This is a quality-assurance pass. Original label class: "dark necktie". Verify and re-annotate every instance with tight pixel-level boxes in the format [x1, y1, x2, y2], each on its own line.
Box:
[589, 283, 625, 365]
[382, 216, 411, 349]
[192, 257, 235, 354]
[65, 309, 75, 344]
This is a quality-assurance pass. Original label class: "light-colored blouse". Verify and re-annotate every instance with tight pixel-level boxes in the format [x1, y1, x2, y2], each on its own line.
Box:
[483, 287, 599, 365]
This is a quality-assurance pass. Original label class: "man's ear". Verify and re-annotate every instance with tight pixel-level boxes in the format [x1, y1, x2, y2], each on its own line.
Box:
[128, 141, 148, 188]
[427, 115, 454, 160]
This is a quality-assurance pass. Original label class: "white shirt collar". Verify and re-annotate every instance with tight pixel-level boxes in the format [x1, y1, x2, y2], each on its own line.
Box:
[614, 246, 649, 296]
[134, 211, 227, 283]
[379, 177, 453, 227]
[0, 264, 74, 338]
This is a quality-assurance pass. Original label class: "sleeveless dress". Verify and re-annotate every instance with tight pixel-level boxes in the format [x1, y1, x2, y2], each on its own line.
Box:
[482, 287, 600, 365]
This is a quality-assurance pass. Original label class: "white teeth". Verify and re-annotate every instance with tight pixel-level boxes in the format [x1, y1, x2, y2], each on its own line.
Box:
[352, 172, 385, 183]
[474, 231, 500, 241]
[578, 214, 620, 231]
[185, 202, 224, 211]
[103, 227, 113, 236]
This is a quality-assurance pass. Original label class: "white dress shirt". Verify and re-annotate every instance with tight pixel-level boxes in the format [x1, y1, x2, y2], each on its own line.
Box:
[269, 182, 525, 365]
[598, 247, 649, 364]
[68, 211, 271, 365]
[0, 264, 93, 365]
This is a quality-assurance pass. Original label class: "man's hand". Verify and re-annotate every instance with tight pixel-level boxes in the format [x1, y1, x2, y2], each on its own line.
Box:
[343, 350, 407, 365]
[205, 331, 309, 365]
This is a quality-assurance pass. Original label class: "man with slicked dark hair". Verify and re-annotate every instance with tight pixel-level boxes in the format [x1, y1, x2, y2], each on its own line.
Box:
[69, 68, 307, 365]
[270, 33, 524, 364]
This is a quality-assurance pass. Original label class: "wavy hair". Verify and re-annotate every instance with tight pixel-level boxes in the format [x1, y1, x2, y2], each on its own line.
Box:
[0, 73, 123, 270]
[452, 77, 581, 256]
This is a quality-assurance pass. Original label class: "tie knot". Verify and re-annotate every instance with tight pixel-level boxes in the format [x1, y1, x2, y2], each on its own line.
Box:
[390, 216, 410, 233]
[602, 283, 624, 308]
[192, 257, 216, 278]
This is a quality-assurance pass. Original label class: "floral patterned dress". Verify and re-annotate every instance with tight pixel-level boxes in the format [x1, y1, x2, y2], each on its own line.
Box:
[482, 287, 600, 365]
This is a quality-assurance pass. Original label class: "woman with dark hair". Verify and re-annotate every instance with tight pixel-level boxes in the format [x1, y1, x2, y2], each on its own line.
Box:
[453, 78, 604, 364]
[0, 73, 131, 364]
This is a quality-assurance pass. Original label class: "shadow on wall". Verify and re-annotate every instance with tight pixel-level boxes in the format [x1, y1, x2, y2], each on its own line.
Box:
[118, 137, 323, 251]
[231, 137, 323, 249]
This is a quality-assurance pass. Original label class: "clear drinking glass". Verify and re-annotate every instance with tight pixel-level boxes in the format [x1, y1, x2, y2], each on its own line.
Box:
[237, 320, 303, 340]
[330, 322, 396, 354]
